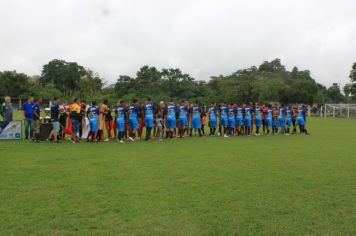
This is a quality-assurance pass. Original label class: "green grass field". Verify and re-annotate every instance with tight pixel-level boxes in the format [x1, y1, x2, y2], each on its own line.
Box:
[0, 117, 355, 235]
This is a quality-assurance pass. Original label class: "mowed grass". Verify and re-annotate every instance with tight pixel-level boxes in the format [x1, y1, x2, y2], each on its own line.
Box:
[0, 117, 355, 235]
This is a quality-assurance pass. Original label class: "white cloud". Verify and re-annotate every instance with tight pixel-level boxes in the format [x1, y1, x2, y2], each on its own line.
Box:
[0, 0, 355, 86]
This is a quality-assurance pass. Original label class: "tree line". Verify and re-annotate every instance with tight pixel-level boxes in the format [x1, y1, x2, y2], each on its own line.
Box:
[1, 58, 355, 105]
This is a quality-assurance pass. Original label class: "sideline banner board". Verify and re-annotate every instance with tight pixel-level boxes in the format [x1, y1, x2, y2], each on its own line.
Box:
[0, 120, 22, 140]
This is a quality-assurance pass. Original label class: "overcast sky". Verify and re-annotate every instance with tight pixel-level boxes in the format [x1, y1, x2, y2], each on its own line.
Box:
[0, 0, 355, 87]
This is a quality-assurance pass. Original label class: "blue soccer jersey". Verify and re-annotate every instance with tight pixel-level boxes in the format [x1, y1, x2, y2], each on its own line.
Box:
[166, 104, 177, 128]
[128, 104, 139, 129]
[254, 107, 262, 118]
[228, 107, 235, 128]
[286, 109, 292, 126]
[143, 103, 154, 119]
[265, 108, 273, 126]
[88, 106, 99, 118]
[244, 107, 252, 117]
[166, 105, 177, 120]
[178, 105, 188, 119]
[278, 108, 286, 117]
[115, 106, 126, 132]
[278, 107, 286, 127]
[128, 105, 138, 119]
[143, 103, 154, 128]
[286, 109, 292, 119]
[209, 105, 218, 127]
[296, 108, 306, 126]
[235, 107, 244, 126]
[115, 106, 125, 119]
[253, 107, 262, 127]
[178, 105, 188, 126]
[220, 105, 228, 126]
[190, 105, 201, 129]
[209, 106, 217, 120]
[220, 105, 228, 118]
[88, 106, 99, 132]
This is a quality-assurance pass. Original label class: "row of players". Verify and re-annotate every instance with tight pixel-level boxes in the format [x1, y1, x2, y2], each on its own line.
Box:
[83, 98, 309, 143]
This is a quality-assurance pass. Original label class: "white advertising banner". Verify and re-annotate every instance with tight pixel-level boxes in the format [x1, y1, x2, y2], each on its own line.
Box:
[0, 120, 22, 140]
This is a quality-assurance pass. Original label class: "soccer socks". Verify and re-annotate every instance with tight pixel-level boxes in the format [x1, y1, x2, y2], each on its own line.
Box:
[117, 131, 125, 141]
[145, 128, 152, 141]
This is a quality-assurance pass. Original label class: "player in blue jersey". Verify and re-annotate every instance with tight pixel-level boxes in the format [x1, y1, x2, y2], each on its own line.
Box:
[178, 100, 188, 138]
[86, 101, 99, 142]
[165, 99, 177, 139]
[115, 99, 126, 143]
[272, 105, 279, 135]
[253, 103, 262, 136]
[277, 106, 286, 134]
[143, 98, 154, 141]
[244, 104, 252, 136]
[127, 99, 139, 141]
[219, 102, 228, 137]
[285, 105, 293, 135]
[265, 104, 273, 135]
[235, 104, 244, 135]
[227, 103, 235, 136]
[296, 105, 310, 135]
[207, 101, 218, 136]
[301, 104, 310, 135]
[189, 101, 202, 137]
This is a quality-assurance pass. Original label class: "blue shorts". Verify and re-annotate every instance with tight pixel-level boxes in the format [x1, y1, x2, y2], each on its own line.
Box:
[296, 117, 305, 126]
[236, 117, 243, 126]
[228, 117, 235, 128]
[244, 116, 252, 127]
[116, 118, 125, 132]
[278, 116, 285, 127]
[89, 118, 98, 132]
[191, 117, 201, 129]
[209, 117, 217, 127]
[286, 118, 292, 126]
[178, 117, 188, 126]
[254, 117, 262, 128]
[167, 118, 176, 129]
[220, 117, 228, 127]
[129, 118, 139, 129]
[266, 118, 273, 127]
[52, 121, 60, 133]
[145, 117, 153, 128]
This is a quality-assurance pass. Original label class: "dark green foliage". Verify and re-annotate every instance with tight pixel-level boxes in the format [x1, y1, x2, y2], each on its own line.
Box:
[0, 71, 30, 98]
[0, 59, 348, 105]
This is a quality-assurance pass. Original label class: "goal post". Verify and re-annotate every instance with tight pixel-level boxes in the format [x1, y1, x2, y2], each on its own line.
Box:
[324, 104, 356, 118]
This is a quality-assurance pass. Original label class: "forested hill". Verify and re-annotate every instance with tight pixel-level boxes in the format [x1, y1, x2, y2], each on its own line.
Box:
[1, 58, 355, 105]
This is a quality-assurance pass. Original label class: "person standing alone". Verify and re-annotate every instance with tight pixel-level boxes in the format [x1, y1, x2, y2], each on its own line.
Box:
[0, 96, 13, 134]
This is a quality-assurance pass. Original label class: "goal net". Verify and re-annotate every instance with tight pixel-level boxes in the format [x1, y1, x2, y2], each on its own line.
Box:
[324, 104, 356, 118]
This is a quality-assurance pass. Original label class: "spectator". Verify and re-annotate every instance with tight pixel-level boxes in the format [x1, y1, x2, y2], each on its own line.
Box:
[0, 96, 14, 134]
[70, 98, 81, 143]
[22, 96, 34, 140]
[47, 96, 61, 143]
[32, 98, 42, 143]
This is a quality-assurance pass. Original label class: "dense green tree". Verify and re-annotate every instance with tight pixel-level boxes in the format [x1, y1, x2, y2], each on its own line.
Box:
[77, 70, 103, 98]
[327, 83, 345, 103]
[41, 59, 86, 95]
[0, 71, 30, 98]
